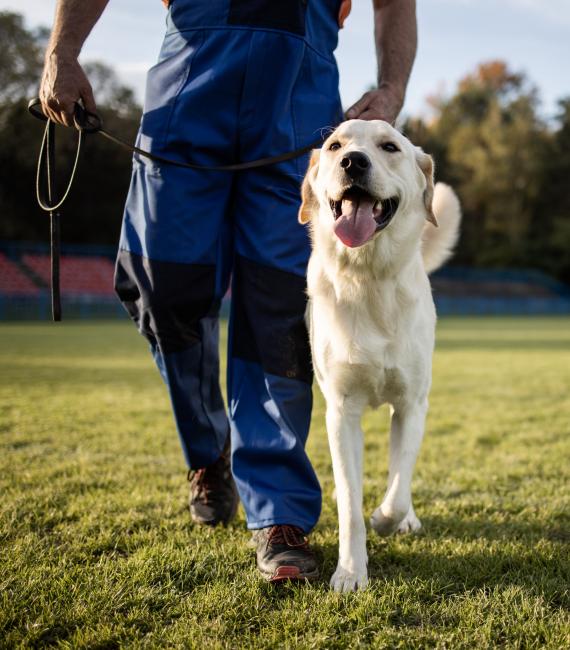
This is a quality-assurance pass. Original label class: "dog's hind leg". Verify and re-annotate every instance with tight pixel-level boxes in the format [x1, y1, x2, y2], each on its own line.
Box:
[370, 401, 427, 537]
[326, 395, 369, 593]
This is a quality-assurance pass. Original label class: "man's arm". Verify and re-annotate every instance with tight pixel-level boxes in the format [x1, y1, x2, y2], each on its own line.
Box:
[345, 0, 417, 124]
[40, 0, 110, 126]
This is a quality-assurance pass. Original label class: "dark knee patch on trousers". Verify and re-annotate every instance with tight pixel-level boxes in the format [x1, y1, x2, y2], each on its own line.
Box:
[232, 254, 312, 385]
[115, 250, 216, 355]
[227, 0, 309, 36]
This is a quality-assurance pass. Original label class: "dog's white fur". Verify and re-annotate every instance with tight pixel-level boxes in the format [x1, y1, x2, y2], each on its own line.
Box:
[299, 120, 461, 593]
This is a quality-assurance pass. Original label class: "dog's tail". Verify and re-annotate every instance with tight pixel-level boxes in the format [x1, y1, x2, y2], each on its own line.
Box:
[421, 183, 461, 275]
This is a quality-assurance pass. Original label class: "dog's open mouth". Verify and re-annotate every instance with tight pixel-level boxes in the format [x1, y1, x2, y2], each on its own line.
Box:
[329, 187, 399, 248]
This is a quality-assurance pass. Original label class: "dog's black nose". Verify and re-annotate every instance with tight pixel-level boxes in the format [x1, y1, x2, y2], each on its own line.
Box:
[340, 151, 371, 177]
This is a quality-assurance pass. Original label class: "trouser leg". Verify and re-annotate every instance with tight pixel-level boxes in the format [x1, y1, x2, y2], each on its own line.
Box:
[151, 304, 229, 469]
[114, 29, 246, 470]
[115, 244, 232, 470]
[228, 253, 320, 533]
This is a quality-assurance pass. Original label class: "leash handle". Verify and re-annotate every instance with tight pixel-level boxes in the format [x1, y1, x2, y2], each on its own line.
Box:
[50, 210, 61, 321]
[44, 113, 62, 321]
[29, 99, 93, 320]
[28, 98, 101, 134]
[31, 100, 86, 213]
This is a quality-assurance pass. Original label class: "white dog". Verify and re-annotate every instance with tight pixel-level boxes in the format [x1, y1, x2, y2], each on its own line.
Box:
[299, 119, 461, 592]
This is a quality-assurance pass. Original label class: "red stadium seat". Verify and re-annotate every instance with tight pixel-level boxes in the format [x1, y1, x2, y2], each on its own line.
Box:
[0, 254, 40, 296]
[22, 254, 117, 297]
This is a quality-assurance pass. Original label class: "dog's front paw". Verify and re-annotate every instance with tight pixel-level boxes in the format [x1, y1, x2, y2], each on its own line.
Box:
[330, 564, 368, 593]
[396, 504, 422, 534]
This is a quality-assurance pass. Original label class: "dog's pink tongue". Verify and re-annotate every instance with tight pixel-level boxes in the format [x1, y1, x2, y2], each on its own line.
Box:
[332, 195, 377, 248]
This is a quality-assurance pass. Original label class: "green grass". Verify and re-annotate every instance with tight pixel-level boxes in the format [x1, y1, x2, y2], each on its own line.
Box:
[2, 317, 570, 649]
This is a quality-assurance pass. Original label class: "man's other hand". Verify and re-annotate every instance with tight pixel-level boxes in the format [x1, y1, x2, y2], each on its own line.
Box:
[346, 0, 417, 124]
[39, 54, 97, 126]
[345, 86, 403, 124]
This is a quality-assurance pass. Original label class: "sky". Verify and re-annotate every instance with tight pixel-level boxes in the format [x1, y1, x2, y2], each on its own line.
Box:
[2, 0, 569, 119]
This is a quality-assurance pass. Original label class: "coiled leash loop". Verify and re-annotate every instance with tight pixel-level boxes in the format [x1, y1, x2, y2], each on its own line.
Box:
[28, 98, 328, 321]
[29, 100, 95, 320]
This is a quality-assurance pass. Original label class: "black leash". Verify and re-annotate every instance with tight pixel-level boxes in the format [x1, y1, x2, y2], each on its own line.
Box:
[31, 102, 89, 319]
[28, 97, 328, 321]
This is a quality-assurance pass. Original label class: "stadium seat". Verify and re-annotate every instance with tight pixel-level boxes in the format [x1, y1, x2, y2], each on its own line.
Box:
[22, 254, 117, 297]
[0, 254, 40, 296]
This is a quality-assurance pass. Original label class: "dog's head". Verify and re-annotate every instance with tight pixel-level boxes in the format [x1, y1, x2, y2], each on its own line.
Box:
[299, 120, 438, 260]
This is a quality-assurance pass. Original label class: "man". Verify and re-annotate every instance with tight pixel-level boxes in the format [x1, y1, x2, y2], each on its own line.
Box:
[40, 0, 417, 584]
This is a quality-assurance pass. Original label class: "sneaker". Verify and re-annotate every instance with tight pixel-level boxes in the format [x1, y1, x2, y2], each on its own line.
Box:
[188, 438, 239, 527]
[253, 524, 319, 583]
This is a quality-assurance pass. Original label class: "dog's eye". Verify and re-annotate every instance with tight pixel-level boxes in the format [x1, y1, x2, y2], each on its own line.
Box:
[329, 142, 342, 151]
[382, 142, 399, 153]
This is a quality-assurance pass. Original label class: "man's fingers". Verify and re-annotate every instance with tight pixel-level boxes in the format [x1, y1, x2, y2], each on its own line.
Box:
[42, 95, 77, 126]
[345, 91, 374, 119]
[81, 86, 97, 115]
[357, 108, 387, 122]
[357, 101, 395, 122]
[61, 110, 76, 127]
[53, 101, 75, 126]
[41, 103, 57, 123]
[44, 104, 67, 126]
[39, 92, 59, 123]
[54, 100, 75, 127]
[345, 88, 401, 123]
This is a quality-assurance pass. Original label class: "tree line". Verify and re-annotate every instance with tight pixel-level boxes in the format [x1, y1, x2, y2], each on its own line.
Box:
[403, 61, 570, 284]
[0, 11, 141, 247]
[1, 13, 569, 283]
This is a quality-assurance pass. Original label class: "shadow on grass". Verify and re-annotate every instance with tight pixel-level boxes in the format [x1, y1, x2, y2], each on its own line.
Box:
[308, 512, 570, 603]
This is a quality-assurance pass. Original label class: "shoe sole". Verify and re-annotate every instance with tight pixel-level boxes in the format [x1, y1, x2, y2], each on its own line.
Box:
[262, 565, 320, 584]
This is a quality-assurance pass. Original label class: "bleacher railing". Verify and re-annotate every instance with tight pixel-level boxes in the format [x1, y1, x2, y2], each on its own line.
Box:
[0, 292, 128, 321]
[430, 266, 570, 298]
[0, 239, 117, 261]
[2, 293, 569, 321]
[433, 296, 570, 317]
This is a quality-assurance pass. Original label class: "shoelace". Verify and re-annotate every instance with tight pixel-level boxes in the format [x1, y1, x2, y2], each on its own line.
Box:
[187, 454, 229, 505]
[266, 525, 315, 556]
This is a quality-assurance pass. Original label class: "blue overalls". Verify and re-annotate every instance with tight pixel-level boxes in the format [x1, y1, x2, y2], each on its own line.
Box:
[115, 0, 344, 533]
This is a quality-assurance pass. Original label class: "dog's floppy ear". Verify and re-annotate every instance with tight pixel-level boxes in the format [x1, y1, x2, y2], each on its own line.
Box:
[299, 149, 321, 224]
[416, 149, 438, 227]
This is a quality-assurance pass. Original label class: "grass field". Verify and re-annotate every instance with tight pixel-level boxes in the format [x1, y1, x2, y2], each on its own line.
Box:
[2, 317, 570, 649]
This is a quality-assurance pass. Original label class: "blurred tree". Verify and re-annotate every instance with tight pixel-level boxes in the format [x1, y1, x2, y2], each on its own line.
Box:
[530, 98, 570, 283]
[0, 12, 142, 246]
[403, 61, 569, 283]
[0, 12, 48, 107]
[82, 60, 141, 118]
